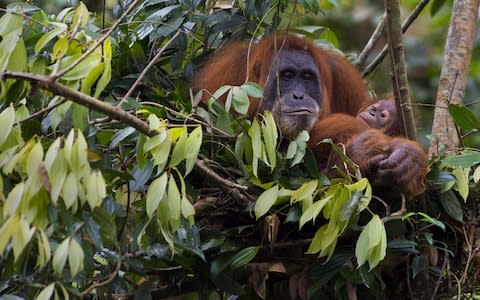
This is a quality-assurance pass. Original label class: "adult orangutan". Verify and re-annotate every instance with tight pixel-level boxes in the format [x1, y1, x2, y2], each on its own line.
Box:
[193, 34, 428, 198]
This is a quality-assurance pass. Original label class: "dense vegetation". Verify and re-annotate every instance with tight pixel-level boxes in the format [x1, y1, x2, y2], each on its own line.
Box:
[0, 0, 480, 299]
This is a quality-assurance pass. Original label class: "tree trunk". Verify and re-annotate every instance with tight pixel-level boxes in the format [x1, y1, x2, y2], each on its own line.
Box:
[428, 0, 479, 156]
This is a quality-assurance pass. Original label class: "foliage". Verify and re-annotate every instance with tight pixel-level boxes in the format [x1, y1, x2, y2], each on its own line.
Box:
[0, 0, 478, 299]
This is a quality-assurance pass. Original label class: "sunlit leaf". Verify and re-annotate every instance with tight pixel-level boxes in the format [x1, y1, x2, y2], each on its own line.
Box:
[181, 196, 195, 224]
[0, 105, 15, 148]
[34, 22, 67, 54]
[68, 238, 84, 278]
[36, 229, 51, 268]
[169, 128, 188, 168]
[146, 173, 168, 218]
[4, 182, 25, 217]
[53, 237, 70, 276]
[254, 185, 279, 220]
[355, 215, 386, 270]
[61, 172, 78, 209]
[53, 35, 68, 60]
[12, 217, 35, 262]
[0, 214, 18, 253]
[299, 194, 333, 228]
[291, 180, 318, 203]
[248, 119, 262, 177]
[94, 38, 112, 98]
[36, 283, 55, 300]
[452, 167, 469, 201]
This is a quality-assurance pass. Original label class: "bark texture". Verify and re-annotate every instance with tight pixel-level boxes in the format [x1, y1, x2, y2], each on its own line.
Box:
[429, 0, 479, 156]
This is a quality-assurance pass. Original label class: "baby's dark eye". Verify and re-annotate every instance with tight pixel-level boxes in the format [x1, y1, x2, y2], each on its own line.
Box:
[380, 111, 387, 118]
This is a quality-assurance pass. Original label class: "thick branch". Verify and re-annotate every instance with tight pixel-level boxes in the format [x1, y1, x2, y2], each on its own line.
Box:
[362, 0, 431, 78]
[1, 71, 153, 136]
[384, 0, 417, 140]
[428, 0, 479, 156]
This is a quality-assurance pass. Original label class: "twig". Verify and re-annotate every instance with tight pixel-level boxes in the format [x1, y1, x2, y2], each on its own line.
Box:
[117, 180, 131, 241]
[119, 30, 182, 106]
[356, 13, 386, 68]
[194, 159, 251, 203]
[384, 0, 417, 140]
[79, 258, 121, 297]
[18, 99, 66, 124]
[362, 0, 431, 78]
[140, 101, 234, 138]
[51, 0, 142, 80]
[0, 7, 48, 29]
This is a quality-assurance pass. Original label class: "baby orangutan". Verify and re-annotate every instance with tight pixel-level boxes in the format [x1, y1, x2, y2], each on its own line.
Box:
[357, 98, 401, 136]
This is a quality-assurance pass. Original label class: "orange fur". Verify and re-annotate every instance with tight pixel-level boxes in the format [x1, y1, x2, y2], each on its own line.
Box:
[193, 34, 428, 198]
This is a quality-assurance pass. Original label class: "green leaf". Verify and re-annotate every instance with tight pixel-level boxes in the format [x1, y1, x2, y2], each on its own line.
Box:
[4, 182, 25, 217]
[61, 172, 78, 209]
[262, 112, 278, 171]
[248, 119, 262, 177]
[166, 174, 181, 230]
[53, 35, 68, 60]
[36, 229, 52, 269]
[291, 180, 318, 203]
[109, 127, 136, 149]
[53, 53, 102, 80]
[0, 214, 18, 253]
[94, 38, 112, 98]
[443, 150, 480, 168]
[146, 173, 168, 218]
[68, 238, 84, 278]
[36, 283, 55, 300]
[80, 62, 104, 95]
[208, 85, 231, 106]
[0, 13, 23, 37]
[438, 190, 463, 222]
[299, 194, 333, 228]
[184, 126, 202, 175]
[0, 105, 15, 148]
[227, 246, 259, 271]
[452, 168, 469, 201]
[181, 196, 195, 224]
[53, 237, 70, 276]
[0, 29, 22, 72]
[240, 82, 263, 98]
[35, 22, 67, 54]
[232, 86, 250, 115]
[254, 185, 279, 220]
[448, 104, 480, 130]
[169, 128, 188, 168]
[473, 165, 480, 183]
[355, 215, 386, 270]
[416, 212, 446, 231]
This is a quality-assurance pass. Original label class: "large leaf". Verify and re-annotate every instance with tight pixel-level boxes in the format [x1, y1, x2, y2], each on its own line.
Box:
[448, 103, 480, 131]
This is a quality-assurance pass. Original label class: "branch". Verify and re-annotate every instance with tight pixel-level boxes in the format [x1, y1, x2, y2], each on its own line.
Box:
[1, 71, 153, 136]
[356, 13, 386, 68]
[362, 0, 431, 78]
[194, 159, 252, 203]
[119, 30, 182, 106]
[384, 0, 417, 140]
[51, 0, 142, 80]
[428, 0, 479, 156]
